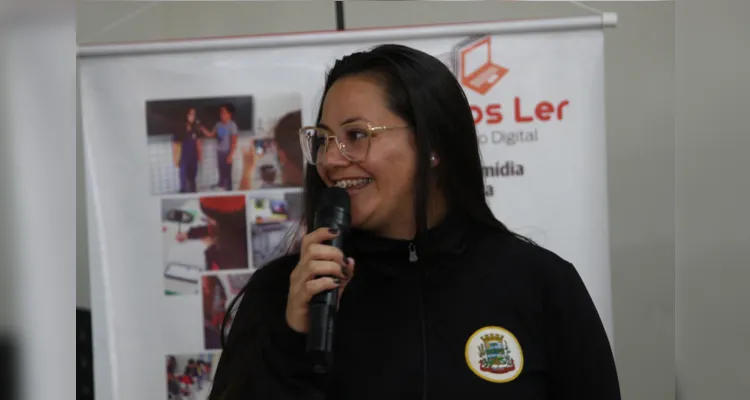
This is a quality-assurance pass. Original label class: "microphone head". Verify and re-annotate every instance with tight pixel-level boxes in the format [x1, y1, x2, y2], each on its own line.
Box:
[317, 187, 351, 213]
[314, 187, 351, 231]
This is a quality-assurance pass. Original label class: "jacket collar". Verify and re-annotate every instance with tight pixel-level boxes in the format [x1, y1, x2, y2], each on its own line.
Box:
[343, 212, 471, 264]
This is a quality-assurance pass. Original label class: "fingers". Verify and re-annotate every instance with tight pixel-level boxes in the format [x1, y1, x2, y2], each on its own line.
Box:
[291, 244, 344, 281]
[342, 257, 355, 279]
[337, 258, 355, 307]
[304, 243, 345, 265]
[300, 227, 341, 251]
[290, 257, 354, 302]
[292, 258, 348, 296]
[302, 277, 340, 303]
[286, 253, 355, 333]
[305, 260, 347, 281]
[289, 228, 354, 311]
[298, 228, 345, 271]
[298, 260, 355, 306]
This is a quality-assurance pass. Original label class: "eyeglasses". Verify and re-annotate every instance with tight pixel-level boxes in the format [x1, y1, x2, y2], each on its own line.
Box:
[298, 121, 408, 165]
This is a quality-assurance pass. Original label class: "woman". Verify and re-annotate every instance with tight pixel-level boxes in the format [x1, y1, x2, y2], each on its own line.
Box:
[209, 44, 620, 399]
[171, 107, 203, 193]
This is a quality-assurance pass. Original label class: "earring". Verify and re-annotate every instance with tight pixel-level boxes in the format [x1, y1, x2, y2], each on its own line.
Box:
[430, 155, 436, 161]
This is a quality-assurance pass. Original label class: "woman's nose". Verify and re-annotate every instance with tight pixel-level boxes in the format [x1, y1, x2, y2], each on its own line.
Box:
[322, 141, 350, 166]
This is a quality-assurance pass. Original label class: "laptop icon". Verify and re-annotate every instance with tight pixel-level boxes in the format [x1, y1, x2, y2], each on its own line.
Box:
[453, 36, 509, 95]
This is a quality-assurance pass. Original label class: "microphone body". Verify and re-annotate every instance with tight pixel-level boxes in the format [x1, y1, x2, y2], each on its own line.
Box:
[306, 187, 350, 374]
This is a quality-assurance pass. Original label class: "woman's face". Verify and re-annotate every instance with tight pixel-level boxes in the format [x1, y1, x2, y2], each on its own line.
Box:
[316, 76, 417, 238]
[187, 108, 196, 123]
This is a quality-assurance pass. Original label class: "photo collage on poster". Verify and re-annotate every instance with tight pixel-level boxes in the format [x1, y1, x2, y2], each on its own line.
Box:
[146, 93, 305, 400]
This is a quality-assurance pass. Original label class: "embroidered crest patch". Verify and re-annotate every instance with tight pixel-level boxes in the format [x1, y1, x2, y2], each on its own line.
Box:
[465, 326, 524, 383]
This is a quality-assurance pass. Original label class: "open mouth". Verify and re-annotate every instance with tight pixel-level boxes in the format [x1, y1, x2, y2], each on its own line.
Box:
[332, 178, 373, 190]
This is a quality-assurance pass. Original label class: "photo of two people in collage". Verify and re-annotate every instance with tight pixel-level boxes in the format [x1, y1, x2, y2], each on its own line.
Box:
[146, 95, 305, 195]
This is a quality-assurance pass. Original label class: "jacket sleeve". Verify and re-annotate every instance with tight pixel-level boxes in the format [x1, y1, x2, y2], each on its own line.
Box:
[209, 256, 329, 399]
[544, 259, 621, 400]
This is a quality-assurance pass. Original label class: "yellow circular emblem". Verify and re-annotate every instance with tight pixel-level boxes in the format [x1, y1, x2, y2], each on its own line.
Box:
[465, 326, 524, 383]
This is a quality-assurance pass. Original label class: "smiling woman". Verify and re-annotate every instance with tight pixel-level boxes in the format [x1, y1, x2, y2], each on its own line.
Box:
[208, 44, 620, 400]
[316, 79, 429, 236]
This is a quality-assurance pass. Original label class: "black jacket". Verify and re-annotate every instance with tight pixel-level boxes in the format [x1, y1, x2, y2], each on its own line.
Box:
[210, 215, 620, 399]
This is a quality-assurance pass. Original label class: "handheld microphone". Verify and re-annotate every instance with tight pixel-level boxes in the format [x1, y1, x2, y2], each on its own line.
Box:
[306, 187, 350, 374]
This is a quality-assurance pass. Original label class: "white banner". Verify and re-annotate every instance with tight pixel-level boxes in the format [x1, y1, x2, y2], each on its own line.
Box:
[79, 15, 614, 400]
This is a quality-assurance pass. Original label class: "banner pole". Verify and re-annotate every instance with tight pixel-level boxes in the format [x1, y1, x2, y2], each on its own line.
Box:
[77, 14, 617, 58]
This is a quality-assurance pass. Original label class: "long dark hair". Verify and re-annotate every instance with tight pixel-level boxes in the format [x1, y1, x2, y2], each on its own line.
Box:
[210, 44, 517, 399]
[302, 44, 510, 238]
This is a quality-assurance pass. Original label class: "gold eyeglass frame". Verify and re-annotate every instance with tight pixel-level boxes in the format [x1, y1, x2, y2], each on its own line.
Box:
[298, 122, 409, 165]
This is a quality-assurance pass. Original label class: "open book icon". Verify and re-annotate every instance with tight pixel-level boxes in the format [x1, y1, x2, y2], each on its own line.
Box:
[454, 36, 509, 95]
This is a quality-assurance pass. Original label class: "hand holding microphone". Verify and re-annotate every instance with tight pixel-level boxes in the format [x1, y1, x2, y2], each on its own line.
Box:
[286, 188, 354, 373]
[285, 227, 354, 333]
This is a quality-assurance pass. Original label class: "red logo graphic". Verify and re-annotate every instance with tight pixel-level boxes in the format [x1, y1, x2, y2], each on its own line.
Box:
[454, 36, 509, 95]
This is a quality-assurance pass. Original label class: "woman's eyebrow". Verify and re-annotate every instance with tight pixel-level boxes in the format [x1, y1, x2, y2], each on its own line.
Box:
[317, 116, 368, 130]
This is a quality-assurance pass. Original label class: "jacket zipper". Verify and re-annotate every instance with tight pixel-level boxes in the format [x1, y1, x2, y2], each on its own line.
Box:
[409, 242, 419, 262]
[411, 242, 428, 400]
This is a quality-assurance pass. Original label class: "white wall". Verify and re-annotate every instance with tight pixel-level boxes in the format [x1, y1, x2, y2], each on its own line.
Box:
[76, 0, 750, 399]
[2, 12, 77, 400]
[675, 0, 750, 398]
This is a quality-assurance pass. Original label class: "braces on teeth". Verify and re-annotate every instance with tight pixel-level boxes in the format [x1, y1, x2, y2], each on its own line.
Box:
[334, 178, 372, 188]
